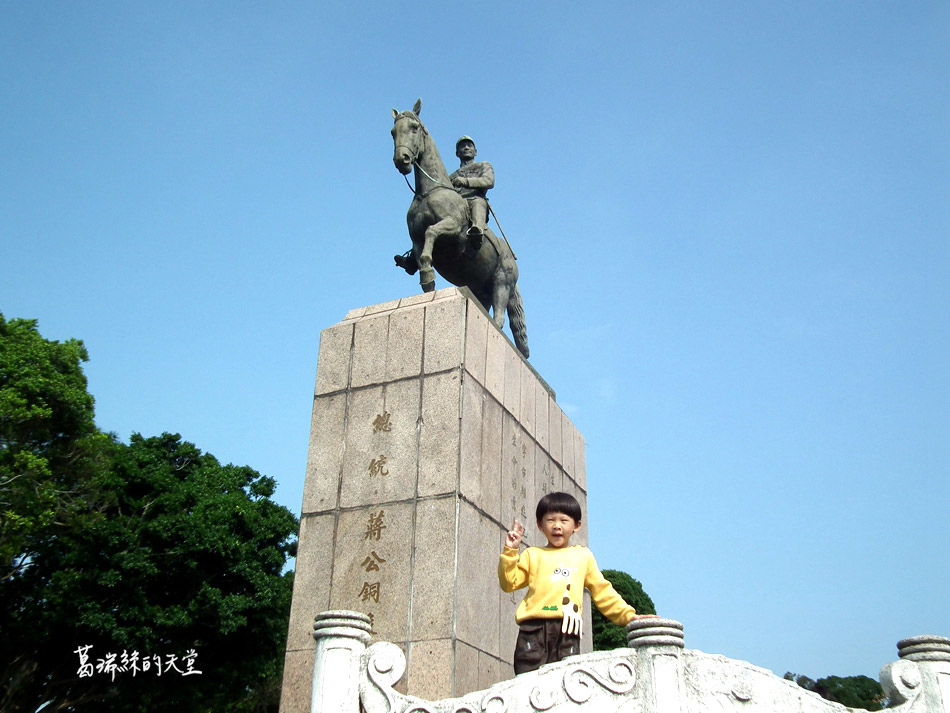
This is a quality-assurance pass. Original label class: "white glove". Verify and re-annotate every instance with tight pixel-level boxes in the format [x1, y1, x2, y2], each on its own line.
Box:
[561, 605, 583, 637]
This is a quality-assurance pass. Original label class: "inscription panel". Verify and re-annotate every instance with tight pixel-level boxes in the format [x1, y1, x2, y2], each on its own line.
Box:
[340, 382, 419, 507]
[329, 503, 413, 643]
[500, 415, 536, 540]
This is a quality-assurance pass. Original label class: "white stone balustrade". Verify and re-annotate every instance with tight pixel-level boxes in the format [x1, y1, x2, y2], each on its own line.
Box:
[307, 610, 948, 713]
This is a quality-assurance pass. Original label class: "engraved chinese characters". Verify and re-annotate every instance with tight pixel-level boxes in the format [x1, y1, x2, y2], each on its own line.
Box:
[340, 385, 418, 508]
[361, 411, 391, 621]
[356, 525, 388, 621]
[368, 411, 391, 477]
[329, 403, 414, 639]
[359, 512, 387, 613]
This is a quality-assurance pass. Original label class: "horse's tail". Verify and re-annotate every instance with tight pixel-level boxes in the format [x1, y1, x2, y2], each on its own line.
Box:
[507, 285, 529, 359]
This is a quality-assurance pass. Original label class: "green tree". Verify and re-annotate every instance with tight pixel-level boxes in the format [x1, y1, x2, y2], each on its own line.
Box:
[785, 672, 886, 710]
[591, 569, 656, 650]
[1, 315, 298, 713]
[0, 314, 106, 571]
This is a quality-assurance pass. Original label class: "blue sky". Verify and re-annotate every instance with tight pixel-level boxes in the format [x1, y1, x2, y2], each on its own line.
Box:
[2, 1, 947, 684]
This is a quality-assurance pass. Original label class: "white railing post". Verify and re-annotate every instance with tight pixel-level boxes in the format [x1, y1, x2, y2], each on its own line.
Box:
[310, 610, 372, 713]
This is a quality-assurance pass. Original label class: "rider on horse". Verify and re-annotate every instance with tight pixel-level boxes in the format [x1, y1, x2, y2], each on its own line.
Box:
[450, 136, 494, 253]
[394, 135, 495, 274]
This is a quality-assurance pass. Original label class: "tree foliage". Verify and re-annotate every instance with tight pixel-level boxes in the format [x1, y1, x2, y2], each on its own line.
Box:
[591, 569, 656, 651]
[0, 314, 105, 571]
[1, 314, 298, 712]
[785, 672, 887, 710]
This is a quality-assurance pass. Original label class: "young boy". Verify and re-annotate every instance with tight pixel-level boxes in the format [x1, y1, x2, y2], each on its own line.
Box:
[498, 491, 655, 674]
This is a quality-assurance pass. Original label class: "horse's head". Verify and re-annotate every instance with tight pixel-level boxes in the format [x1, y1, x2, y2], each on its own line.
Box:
[391, 98, 425, 175]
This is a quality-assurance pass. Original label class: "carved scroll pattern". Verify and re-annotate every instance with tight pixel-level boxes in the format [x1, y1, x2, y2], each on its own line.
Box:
[365, 643, 512, 713]
[527, 685, 557, 711]
[880, 660, 923, 709]
[366, 642, 405, 713]
[366, 643, 639, 713]
[480, 693, 510, 713]
[563, 659, 637, 703]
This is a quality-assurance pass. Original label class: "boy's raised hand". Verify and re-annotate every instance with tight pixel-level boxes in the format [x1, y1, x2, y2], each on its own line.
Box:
[504, 520, 525, 549]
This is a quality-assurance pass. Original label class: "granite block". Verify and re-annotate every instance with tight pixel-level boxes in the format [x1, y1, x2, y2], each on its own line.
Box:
[484, 326, 506, 406]
[302, 393, 345, 514]
[410, 496, 456, 640]
[343, 306, 367, 322]
[278, 647, 315, 713]
[364, 298, 401, 316]
[565, 480, 588, 547]
[454, 640, 480, 697]
[502, 346, 521, 419]
[581, 591, 593, 654]
[423, 293, 465, 374]
[385, 304, 424, 381]
[329, 503, 413, 643]
[518, 361, 536, 440]
[501, 416, 534, 538]
[351, 314, 390, 388]
[418, 371, 461, 497]
[561, 409, 575, 479]
[407, 638, 454, 701]
[432, 287, 458, 301]
[499, 582, 521, 667]
[340, 384, 417, 508]
[384, 377, 423, 487]
[574, 428, 586, 491]
[398, 292, 436, 308]
[456, 503, 501, 655]
[285, 513, 335, 651]
[547, 399, 563, 467]
[463, 300, 488, 387]
[534, 445, 561, 502]
[478, 392, 504, 523]
[534, 384, 550, 452]
[477, 650, 505, 693]
[458, 374, 484, 510]
[314, 323, 353, 396]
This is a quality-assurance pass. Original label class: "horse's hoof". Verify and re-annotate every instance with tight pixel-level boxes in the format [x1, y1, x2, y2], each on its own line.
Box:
[421, 280, 435, 293]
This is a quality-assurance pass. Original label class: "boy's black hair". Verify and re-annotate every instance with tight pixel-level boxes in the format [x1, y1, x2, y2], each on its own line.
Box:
[535, 491, 582, 524]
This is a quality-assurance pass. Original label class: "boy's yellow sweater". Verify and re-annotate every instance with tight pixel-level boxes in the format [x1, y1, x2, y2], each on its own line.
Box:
[498, 544, 637, 626]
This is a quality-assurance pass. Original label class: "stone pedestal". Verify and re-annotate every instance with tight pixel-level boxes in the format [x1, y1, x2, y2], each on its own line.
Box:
[279, 288, 588, 712]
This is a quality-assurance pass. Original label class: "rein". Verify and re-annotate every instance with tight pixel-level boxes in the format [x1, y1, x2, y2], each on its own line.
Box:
[395, 131, 458, 198]
[402, 161, 458, 198]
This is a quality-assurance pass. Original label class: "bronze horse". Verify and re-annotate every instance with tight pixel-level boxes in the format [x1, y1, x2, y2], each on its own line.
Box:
[391, 99, 529, 359]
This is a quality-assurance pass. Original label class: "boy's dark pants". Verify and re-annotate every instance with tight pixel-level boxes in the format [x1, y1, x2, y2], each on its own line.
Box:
[513, 619, 581, 674]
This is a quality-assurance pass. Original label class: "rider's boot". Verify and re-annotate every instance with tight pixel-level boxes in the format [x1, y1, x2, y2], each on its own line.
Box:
[465, 225, 483, 256]
[394, 252, 418, 275]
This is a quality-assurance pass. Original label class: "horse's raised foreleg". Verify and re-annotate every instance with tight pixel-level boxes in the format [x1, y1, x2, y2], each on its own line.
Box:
[417, 219, 459, 293]
[417, 230, 437, 292]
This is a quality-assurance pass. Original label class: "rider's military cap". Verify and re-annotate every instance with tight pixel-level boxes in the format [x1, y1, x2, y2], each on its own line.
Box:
[456, 136, 476, 150]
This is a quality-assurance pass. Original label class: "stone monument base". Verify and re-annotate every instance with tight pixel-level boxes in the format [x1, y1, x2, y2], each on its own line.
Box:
[280, 288, 588, 713]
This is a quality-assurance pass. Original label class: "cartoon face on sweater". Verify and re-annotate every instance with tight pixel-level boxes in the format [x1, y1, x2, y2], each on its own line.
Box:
[544, 565, 577, 612]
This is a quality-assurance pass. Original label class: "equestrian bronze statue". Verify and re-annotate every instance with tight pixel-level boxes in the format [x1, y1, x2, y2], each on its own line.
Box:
[391, 99, 529, 359]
